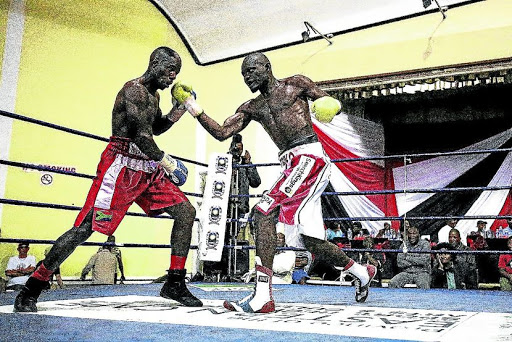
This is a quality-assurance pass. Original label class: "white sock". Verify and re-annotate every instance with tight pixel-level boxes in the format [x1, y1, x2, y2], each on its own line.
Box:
[345, 260, 369, 286]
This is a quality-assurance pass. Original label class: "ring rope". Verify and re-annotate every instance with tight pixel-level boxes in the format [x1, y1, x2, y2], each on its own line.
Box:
[0, 198, 201, 221]
[1, 110, 510, 243]
[2, 198, 508, 223]
[0, 159, 201, 198]
[1, 159, 510, 200]
[3, 110, 510, 168]
[0, 110, 207, 167]
[1, 238, 511, 256]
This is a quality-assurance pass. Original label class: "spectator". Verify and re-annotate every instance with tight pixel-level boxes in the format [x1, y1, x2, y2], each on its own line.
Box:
[242, 231, 295, 284]
[437, 219, 459, 244]
[431, 242, 468, 289]
[352, 222, 364, 240]
[272, 232, 296, 284]
[448, 228, 477, 289]
[326, 222, 345, 242]
[35, 247, 64, 290]
[498, 236, 512, 291]
[470, 220, 493, 238]
[98, 236, 125, 284]
[388, 226, 431, 289]
[498, 218, 512, 238]
[468, 221, 497, 283]
[358, 236, 384, 287]
[5, 242, 36, 291]
[292, 251, 313, 285]
[228, 133, 261, 218]
[376, 222, 397, 240]
[80, 245, 121, 285]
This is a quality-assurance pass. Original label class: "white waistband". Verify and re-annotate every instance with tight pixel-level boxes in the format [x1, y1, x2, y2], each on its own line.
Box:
[278, 142, 327, 168]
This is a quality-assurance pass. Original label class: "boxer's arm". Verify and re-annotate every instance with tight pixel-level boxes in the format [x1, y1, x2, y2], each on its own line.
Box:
[152, 106, 187, 135]
[196, 108, 252, 141]
[290, 74, 329, 101]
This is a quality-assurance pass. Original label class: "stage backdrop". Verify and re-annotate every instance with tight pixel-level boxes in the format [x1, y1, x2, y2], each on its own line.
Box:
[313, 112, 512, 241]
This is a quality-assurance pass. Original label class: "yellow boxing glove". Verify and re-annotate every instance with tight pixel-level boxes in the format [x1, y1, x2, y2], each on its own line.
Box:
[312, 96, 341, 123]
[171, 81, 203, 117]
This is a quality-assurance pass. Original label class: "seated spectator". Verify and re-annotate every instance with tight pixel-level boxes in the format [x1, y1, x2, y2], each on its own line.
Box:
[358, 236, 384, 287]
[437, 219, 459, 244]
[376, 222, 397, 240]
[5, 242, 36, 291]
[431, 242, 468, 289]
[35, 247, 64, 290]
[80, 245, 122, 285]
[326, 222, 345, 242]
[292, 251, 312, 285]
[242, 232, 295, 284]
[272, 232, 296, 284]
[388, 226, 431, 289]
[499, 218, 512, 238]
[470, 220, 493, 238]
[498, 236, 512, 291]
[352, 222, 364, 240]
[98, 236, 126, 283]
[448, 228, 477, 289]
[468, 224, 498, 283]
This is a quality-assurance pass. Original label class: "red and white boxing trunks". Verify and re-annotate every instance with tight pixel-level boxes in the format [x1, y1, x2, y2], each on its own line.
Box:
[74, 136, 188, 235]
[255, 142, 331, 245]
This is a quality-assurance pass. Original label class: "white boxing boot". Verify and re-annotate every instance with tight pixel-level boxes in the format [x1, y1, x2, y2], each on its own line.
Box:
[337, 259, 377, 303]
[223, 257, 275, 313]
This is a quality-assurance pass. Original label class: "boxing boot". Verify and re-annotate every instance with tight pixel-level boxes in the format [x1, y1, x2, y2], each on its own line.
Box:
[223, 257, 275, 313]
[340, 260, 377, 303]
[14, 277, 48, 313]
[160, 269, 203, 307]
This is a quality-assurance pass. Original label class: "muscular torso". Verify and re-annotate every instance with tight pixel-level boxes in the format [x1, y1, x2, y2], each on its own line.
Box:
[109, 79, 170, 161]
[242, 76, 320, 151]
[111, 79, 160, 139]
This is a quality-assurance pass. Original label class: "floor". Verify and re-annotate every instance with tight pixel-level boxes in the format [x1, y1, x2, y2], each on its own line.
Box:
[0, 282, 511, 342]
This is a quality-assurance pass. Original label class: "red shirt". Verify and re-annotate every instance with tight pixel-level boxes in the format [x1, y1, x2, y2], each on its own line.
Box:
[498, 254, 512, 275]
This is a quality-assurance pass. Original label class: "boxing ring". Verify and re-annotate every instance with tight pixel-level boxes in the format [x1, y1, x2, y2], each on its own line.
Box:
[0, 109, 512, 341]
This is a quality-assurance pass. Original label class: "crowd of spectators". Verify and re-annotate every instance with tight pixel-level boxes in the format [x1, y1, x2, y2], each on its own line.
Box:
[2, 219, 511, 291]
[306, 219, 511, 290]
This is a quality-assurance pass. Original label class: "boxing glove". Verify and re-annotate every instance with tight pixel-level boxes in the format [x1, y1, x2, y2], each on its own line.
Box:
[171, 81, 203, 117]
[311, 96, 341, 123]
[159, 154, 188, 186]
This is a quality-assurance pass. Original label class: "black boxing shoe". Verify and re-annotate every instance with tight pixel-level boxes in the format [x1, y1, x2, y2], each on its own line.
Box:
[14, 292, 38, 313]
[160, 269, 203, 307]
[13, 277, 48, 313]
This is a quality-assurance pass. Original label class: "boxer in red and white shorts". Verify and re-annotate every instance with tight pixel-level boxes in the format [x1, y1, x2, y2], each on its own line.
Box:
[180, 52, 376, 313]
[75, 136, 188, 236]
[255, 141, 331, 247]
[15, 47, 203, 314]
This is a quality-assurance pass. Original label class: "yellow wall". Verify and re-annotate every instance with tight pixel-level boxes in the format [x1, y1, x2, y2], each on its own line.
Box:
[1, 0, 511, 278]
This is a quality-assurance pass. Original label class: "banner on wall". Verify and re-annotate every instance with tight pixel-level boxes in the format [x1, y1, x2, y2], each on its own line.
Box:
[198, 153, 232, 262]
[313, 111, 512, 240]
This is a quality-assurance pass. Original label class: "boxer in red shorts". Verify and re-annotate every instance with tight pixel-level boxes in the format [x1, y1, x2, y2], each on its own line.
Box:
[15, 47, 202, 312]
[171, 52, 376, 313]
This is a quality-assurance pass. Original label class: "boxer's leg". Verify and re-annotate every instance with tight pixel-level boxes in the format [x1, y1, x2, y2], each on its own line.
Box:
[159, 201, 202, 307]
[15, 211, 94, 312]
[223, 209, 277, 313]
[302, 235, 376, 303]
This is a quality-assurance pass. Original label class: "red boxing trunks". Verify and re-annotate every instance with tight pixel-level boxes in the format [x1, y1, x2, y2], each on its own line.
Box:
[255, 142, 331, 242]
[74, 136, 188, 235]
